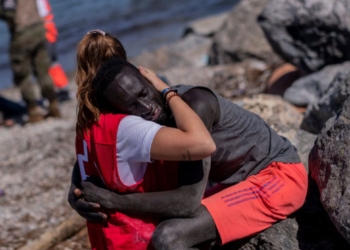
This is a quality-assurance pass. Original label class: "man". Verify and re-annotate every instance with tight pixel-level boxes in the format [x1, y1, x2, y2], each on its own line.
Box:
[0, 0, 61, 122]
[69, 57, 308, 249]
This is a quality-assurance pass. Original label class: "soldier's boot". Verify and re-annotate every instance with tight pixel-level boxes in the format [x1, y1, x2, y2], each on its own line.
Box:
[46, 99, 61, 118]
[28, 105, 44, 123]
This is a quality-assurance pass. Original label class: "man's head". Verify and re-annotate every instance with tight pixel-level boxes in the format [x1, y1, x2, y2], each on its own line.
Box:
[93, 57, 168, 124]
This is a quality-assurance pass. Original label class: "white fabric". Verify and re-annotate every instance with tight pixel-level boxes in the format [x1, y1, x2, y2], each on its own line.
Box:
[116, 116, 163, 186]
[36, 0, 50, 17]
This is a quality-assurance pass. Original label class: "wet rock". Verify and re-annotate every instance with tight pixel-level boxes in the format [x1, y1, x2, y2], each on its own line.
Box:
[209, 0, 280, 66]
[309, 97, 350, 244]
[258, 0, 350, 74]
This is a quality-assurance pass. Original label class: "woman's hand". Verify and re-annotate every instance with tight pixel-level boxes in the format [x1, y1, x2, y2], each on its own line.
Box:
[139, 66, 169, 92]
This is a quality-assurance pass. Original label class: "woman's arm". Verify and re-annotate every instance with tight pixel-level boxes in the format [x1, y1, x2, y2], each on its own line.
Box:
[139, 67, 216, 161]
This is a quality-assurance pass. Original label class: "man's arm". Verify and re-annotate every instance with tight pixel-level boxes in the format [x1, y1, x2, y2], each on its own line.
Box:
[81, 157, 210, 218]
[78, 88, 220, 218]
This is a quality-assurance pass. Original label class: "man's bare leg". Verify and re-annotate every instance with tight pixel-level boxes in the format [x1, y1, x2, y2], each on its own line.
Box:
[152, 205, 218, 250]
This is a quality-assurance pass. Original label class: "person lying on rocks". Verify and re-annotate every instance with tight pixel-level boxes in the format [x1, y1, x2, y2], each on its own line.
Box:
[68, 30, 308, 249]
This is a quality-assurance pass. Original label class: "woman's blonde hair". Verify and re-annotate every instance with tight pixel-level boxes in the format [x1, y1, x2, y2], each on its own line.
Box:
[75, 31, 127, 136]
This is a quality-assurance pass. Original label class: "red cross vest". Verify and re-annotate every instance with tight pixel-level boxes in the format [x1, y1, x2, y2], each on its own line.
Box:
[75, 113, 178, 250]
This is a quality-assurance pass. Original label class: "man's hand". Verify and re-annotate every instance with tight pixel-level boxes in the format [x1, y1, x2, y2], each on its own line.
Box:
[81, 181, 119, 210]
[67, 162, 107, 223]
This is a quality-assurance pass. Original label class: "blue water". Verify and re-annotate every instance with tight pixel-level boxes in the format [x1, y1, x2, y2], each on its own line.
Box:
[0, 0, 237, 90]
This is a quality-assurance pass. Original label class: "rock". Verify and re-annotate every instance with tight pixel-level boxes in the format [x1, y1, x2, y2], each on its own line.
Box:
[284, 62, 350, 108]
[309, 97, 350, 244]
[241, 94, 303, 134]
[0, 84, 78, 249]
[130, 34, 211, 71]
[159, 60, 271, 100]
[209, 0, 280, 66]
[209, 60, 270, 99]
[183, 13, 228, 37]
[285, 62, 350, 134]
[258, 0, 350, 74]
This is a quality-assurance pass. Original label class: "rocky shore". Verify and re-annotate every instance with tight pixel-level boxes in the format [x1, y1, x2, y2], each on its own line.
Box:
[1, 0, 350, 249]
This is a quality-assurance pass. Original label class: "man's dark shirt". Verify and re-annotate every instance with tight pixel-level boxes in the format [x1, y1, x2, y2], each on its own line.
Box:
[174, 85, 301, 184]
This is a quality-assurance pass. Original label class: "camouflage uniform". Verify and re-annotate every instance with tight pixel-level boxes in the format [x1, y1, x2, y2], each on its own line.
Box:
[0, 0, 60, 121]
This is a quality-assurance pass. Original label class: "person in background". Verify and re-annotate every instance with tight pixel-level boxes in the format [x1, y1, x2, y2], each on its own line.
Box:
[0, 95, 27, 127]
[0, 0, 61, 122]
[36, 0, 70, 102]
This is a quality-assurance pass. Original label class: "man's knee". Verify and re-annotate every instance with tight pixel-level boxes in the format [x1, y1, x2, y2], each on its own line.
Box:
[152, 222, 183, 250]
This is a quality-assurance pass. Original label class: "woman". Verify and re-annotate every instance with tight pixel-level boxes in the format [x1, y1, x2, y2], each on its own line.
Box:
[75, 30, 215, 250]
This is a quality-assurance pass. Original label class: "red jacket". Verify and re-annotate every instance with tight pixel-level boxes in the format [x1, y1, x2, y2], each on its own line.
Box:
[76, 113, 178, 250]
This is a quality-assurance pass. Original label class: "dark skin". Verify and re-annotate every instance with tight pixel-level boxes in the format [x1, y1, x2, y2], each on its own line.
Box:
[69, 66, 221, 249]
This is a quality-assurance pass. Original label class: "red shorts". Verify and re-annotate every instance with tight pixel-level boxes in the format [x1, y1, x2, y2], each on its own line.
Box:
[202, 162, 308, 245]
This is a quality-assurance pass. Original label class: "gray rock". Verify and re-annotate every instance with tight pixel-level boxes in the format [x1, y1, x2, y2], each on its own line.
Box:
[289, 129, 317, 173]
[309, 97, 350, 244]
[293, 62, 350, 134]
[284, 63, 350, 107]
[159, 60, 271, 100]
[183, 13, 228, 37]
[130, 34, 212, 71]
[258, 0, 350, 74]
[209, 0, 280, 65]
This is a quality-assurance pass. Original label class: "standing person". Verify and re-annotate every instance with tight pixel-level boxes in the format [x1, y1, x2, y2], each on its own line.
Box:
[0, 0, 61, 122]
[69, 30, 308, 249]
[36, 0, 70, 102]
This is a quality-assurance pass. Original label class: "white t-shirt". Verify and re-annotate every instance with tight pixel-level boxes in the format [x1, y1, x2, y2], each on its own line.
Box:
[116, 115, 163, 186]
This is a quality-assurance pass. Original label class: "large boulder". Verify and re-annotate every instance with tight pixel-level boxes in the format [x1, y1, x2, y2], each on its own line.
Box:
[258, 0, 350, 74]
[284, 62, 350, 134]
[209, 0, 280, 66]
[284, 62, 350, 107]
[301, 74, 350, 134]
[309, 97, 350, 244]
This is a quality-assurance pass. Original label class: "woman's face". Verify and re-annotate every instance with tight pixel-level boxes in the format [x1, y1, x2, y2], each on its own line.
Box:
[103, 65, 168, 125]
